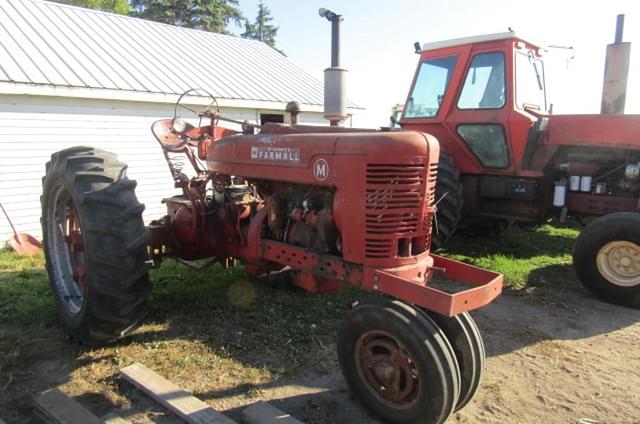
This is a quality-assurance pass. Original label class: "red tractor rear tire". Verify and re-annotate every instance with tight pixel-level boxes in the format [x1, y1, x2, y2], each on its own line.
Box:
[432, 153, 463, 250]
[573, 212, 640, 308]
[42, 146, 152, 344]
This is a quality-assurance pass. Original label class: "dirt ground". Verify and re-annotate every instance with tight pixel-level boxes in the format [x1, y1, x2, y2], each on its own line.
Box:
[218, 287, 640, 424]
[1, 262, 639, 423]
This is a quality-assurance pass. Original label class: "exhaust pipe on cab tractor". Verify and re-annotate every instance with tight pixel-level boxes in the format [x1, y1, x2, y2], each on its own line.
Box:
[601, 14, 631, 114]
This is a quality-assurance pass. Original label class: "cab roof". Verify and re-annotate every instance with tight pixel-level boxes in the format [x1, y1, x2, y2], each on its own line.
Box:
[420, 31, 542, 52]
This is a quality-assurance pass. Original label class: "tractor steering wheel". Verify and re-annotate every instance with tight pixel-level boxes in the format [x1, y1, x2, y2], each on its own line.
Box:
[173, 88, 220, 123]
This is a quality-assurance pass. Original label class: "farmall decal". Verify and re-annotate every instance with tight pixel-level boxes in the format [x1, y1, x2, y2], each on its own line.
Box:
[250, 146, 300, 162]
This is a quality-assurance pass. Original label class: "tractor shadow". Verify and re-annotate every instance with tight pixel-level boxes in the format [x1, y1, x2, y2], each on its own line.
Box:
[472, 263, 640, 358]
[222, 380, 380, 424]
[438, 221, 640, 357]
[0, 256, 373, 423]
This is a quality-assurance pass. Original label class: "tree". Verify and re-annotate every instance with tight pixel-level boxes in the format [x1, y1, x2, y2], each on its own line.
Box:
[130, 0, 243, 34]
[241, 1, 282, 53]
[52, 0, 129, 14]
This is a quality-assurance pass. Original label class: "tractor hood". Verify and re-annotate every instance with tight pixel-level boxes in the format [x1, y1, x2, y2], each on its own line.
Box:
[545, 114, 640, 148]
[208, 130, 439, 186]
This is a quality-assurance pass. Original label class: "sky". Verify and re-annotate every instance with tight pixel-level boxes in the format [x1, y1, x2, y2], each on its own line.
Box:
[234, 0, 639, 127]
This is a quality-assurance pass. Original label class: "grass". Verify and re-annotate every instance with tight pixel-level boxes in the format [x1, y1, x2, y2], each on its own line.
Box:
[0, 221, 581, 329]
[441, 221, 580, 290]
[0, 252, 368, 359]
[0, 221, 580, 420]
[0, 222, 580, 327]
[143, 260, 371, 377]
[0, 247, 372, 420]
[0, 250, 54, 324]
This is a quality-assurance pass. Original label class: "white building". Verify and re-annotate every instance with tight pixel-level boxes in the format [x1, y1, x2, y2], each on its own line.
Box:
[0, 0, 361, 243]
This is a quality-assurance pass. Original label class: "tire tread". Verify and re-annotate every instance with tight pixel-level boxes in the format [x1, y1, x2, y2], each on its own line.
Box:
[42, 147, 151, 344]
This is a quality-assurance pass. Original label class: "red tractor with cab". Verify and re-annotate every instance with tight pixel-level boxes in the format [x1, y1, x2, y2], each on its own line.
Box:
[397, 32, 640, 308]
[41, 92, 502, 424]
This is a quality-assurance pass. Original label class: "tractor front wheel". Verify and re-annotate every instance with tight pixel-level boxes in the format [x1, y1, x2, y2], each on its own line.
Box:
[420, 310, 485, 411]
[42, 147, 152, 343]
[337, 299, 460, 424]
[573, 212, 640, 308]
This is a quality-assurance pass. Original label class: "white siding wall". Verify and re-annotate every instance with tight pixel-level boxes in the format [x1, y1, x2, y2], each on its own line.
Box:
[0, 94, 326, 243]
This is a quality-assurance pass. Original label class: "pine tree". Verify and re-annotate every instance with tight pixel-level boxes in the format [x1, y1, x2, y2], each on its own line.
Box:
[241, 1, 283, 54]
[130, 0, 243, 34]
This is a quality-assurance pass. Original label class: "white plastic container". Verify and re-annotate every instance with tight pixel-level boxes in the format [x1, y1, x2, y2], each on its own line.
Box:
[594, 182, 607, 195]
[553, 180, 567, 207]
[580, 176, 593, 192]
[569, 175, 581, 191]
[214, 188, 225, 205]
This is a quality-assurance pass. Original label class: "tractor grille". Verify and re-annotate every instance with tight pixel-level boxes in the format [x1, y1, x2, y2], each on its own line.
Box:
[427, 162, 438, 203]
[365, 163, 436, 259]
[422, 162, 438, 237]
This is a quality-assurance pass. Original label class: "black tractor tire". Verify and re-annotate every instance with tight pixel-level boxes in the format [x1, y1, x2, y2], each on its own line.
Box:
[337, 299, 460, 424]
[573, 212, 640, 308]
[432, 153, 463, 250]
[41, 146, 152, 344]
[420, 310, 485, 411]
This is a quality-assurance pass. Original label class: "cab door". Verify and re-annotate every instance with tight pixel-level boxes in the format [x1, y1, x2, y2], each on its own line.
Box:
[443, 48, 513, 174]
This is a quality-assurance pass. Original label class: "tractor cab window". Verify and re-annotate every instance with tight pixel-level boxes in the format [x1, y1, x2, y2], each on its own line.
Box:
[457, 52, 505, 109]
[404, 56, 457, 118]
[457, 124, 509, 168]
[516, 51, 547, 111]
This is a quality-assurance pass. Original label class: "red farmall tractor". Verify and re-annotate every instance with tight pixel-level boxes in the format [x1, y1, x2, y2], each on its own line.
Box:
[398, 32, 640, 307]
[41, 93, 502, 423]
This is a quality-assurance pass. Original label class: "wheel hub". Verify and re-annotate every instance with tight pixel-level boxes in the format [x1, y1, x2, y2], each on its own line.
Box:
[373, 361, 395, 383]
[596, 241, 640, 287]
[64, 216, 85, 288]
[47, 185, 87, 315]
[355, 330, 420, 409]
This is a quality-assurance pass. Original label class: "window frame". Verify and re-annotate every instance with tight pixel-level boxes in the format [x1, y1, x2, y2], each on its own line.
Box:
[514, 50, 547, 112]
[456, 51, 507, 111]
[402, 55, 459, 120]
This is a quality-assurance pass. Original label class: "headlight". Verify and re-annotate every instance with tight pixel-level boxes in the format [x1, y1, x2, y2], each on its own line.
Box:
[172, 117, 187, 134]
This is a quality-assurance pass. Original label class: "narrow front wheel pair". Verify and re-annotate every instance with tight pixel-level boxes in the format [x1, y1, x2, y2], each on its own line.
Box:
[337, 300, 484, 424]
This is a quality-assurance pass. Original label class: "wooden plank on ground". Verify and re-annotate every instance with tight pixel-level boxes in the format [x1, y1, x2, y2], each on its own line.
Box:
[241, 401, 303, 424]
[120, 363, 236, 424]
[33, 388, 102, 424]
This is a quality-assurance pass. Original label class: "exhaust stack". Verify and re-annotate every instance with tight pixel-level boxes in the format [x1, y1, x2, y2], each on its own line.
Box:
[319, 8, 347, 126]
[601, 14, 631, 114]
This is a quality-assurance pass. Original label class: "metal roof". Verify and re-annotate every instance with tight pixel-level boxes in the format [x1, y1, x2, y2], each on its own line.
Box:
[0, 0, 359, 109]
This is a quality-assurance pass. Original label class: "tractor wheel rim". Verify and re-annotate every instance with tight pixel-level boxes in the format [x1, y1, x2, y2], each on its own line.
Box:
[48, 184, 86, 315]
[596, 240, 640, 288]
[354, 330, 421, 409]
